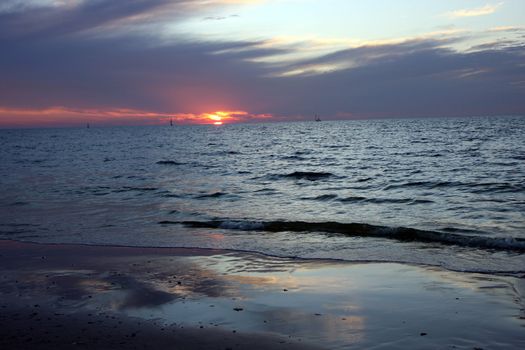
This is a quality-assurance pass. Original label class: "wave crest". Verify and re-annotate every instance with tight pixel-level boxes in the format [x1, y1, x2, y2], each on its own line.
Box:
[158, 219, 525, 252]
[266, 171, 337, 181]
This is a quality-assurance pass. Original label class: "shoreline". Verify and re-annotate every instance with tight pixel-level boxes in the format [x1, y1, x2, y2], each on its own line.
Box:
[5, 238, 525, 276]
[1, 239, 524, 349]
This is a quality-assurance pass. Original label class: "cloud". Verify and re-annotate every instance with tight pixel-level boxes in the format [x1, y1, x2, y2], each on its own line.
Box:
[0, 0, 257, 39]
[203, 14, 239, 20]
[447, 3, 503, 18]
[488, 25, 525, 32]
[0, 0, 524, 127]
[242, 29, 469, 76]
[268, 37, 461, 77]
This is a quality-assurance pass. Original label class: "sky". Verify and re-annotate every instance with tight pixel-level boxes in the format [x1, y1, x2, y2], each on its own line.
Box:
[0, 0, 524, 127]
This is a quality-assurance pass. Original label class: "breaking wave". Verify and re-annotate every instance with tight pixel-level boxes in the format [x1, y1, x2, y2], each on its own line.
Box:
[158, 219, 525, 252]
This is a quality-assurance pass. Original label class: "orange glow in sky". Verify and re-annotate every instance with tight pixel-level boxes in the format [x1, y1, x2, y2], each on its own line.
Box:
[0, 106, 274, 128]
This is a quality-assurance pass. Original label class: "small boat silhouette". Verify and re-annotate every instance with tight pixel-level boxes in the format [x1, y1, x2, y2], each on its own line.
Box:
[315, 114, 321, 122]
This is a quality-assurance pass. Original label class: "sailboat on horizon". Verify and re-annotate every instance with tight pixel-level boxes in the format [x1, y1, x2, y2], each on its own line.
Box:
[315, 114, 321, 122]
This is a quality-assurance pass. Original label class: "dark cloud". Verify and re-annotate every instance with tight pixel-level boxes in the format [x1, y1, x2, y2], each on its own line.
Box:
[0, 0, 524, 126]
[263, 41, 525, 118]
[0, 34, 278, 111]
[0, 0, 185, 40]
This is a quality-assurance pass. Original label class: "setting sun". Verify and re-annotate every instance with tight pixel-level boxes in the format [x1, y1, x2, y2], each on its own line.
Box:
[208, 114, 222, 121]
[166, 110, 271, 125]
[206, 113, 224, 125]
[203, 111, 246, 125]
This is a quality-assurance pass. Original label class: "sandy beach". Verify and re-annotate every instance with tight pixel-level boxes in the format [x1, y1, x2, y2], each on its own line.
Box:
[0, 239, 523, 349]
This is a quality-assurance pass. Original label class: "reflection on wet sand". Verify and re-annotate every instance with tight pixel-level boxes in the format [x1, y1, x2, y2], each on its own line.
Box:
[1, 240, 524, 349]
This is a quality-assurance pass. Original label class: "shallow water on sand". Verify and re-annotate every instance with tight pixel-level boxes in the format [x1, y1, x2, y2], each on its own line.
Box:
[1, 241, 523, 350]
[1, 116, 524, 272]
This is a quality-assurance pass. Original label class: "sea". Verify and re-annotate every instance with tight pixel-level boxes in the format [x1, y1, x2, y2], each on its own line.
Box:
[1, 116, 524, 274]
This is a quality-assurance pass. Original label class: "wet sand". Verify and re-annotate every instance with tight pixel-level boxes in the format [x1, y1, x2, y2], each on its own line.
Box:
[0, 239, 524, 349]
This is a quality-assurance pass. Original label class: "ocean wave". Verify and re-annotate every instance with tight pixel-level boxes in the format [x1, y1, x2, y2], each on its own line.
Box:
[113, 186, 158, 193]
[0, 223, 38, 235]
[381, 180, 524, 193]
[362, 197, 420, 204]
[202, 150, 242, 156]
[9, 201, 30, 206]
[156, 160, 185, 165]
[280, 155, 307, 161]
[266, 171, 338, 181]
[194, 192, 228, 199]
[162, 193, 183, 198]
[158, 219, 525, 252]
[301, 195, 433, 205]
[469, 182, 525, 194]
[382, 181, 462, 190]
[254, 188, 278, 195]
[338, 196, 366, 202]
[301, 194, 339, 201]
[323, 145, 349, 149]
